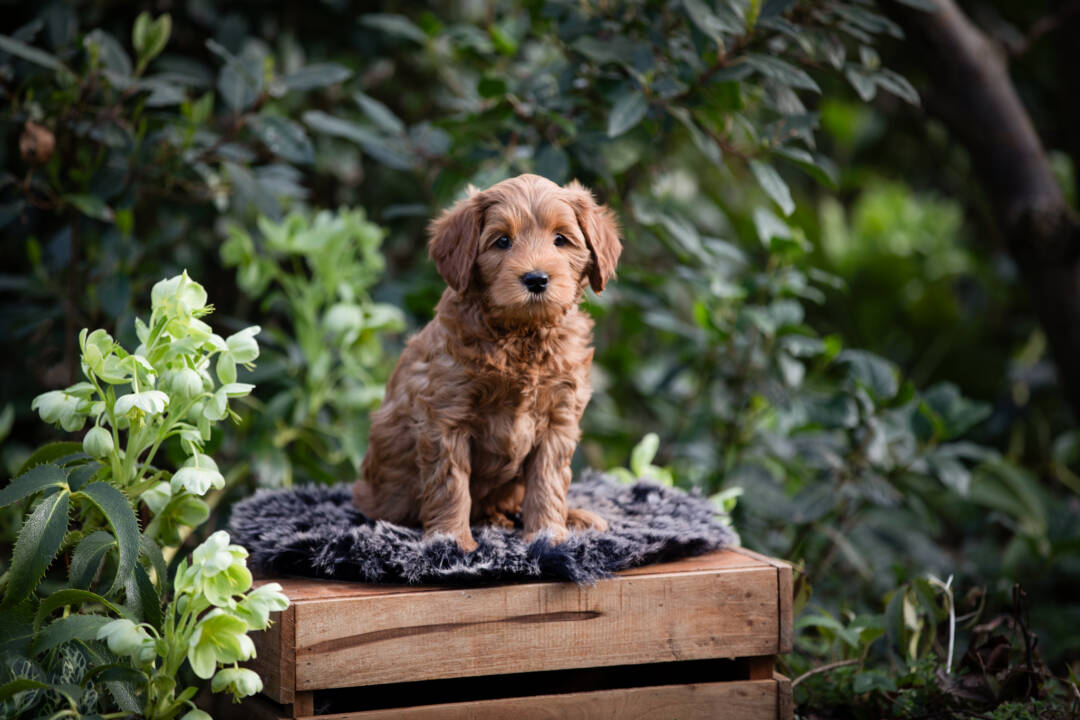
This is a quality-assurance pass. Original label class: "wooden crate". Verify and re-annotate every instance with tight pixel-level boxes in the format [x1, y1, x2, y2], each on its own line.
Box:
[214, 547, 793, 720]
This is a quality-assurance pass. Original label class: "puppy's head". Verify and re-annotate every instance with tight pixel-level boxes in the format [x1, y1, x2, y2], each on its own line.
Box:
[428, 174, 621, 325]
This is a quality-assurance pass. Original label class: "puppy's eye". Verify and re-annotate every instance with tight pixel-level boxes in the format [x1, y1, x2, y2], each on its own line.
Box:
[554, 234, 569, 247]
[493, 235, 512, 250]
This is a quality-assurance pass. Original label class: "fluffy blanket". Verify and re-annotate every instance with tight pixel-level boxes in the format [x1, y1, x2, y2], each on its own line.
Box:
[228, 471, 736, 585]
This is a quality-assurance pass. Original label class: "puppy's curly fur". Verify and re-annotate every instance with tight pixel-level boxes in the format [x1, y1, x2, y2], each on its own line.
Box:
[353, 174, 621, 551]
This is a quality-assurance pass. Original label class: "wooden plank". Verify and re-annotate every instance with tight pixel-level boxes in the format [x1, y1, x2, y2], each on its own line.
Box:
[775, 672, 793, 720]
[291, 691, 314, 717]
[729, 547, 794, 653]
[301, 679, 779, 720]
[249, 604, 296, 704]
[294, 564, 780, 690]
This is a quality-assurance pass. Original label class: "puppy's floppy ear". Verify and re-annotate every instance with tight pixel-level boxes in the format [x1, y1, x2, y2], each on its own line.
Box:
[565, 180, 622, 293]
[428, 188, 485, 293]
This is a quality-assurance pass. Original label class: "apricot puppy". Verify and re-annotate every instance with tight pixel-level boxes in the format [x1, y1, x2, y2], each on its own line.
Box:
[353, 174, 621, 552]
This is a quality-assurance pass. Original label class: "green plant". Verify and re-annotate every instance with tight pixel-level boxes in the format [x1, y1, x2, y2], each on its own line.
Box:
[0, 273, 286, 718]
[221, 208, 404, 485]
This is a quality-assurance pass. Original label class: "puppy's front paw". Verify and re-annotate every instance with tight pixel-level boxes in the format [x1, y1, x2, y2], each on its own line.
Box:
[524, 523, 570, 545]
[457, 531, 479, 553]
[566, 507, 609, 532]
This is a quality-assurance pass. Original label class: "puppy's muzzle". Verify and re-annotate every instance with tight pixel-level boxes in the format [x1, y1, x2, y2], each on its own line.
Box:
[521, 271, 549, 294]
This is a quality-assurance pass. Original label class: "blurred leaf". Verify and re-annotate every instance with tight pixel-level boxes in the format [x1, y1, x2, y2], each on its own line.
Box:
[361, 14, 427, 43]
[837, 349, 898, 400]
[64, 194, 115, 222]
[249, 115, 314, 165]
[607, 89, 648, 138]
[750, 159, 795, 216]
[354, 91, 405, 135]
[0, 33, 69, 73]
[282, 63, 352, 91]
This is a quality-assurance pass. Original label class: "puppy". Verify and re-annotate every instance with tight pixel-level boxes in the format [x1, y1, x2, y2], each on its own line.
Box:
[353, 174, 621, 552]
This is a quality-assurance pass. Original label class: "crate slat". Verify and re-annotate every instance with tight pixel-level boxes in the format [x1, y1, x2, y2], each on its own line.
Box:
[245, 548, 793, 719]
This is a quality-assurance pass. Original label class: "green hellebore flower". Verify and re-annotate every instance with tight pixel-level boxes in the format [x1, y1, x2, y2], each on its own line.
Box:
[324, 303, 365, 339]
[180, 711, 212, 720]
[31, 390, 87, 432]
[168, 367, 205, 400]
[187, 610, 255, 679]
[114, 389, 170, 417]
[82, 426, 114, 458]
[141, 481, 172, 515]
[225, 325, 261, 364]
[96, 619, 153, 663]
[234, 582, 290, 630]
[151, 271, 208, 318]
[170, 453, 225, 496]
[211, 667, 263, 699]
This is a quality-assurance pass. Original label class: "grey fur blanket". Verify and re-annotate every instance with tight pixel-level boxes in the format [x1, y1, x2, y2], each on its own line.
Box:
[228, 471, 736, 585]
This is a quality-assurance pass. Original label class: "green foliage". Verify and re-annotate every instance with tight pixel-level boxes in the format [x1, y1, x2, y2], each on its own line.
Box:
[0, 274, 288, 719]
[2, 0, 1078, 717]
[221, 208, 404, 484]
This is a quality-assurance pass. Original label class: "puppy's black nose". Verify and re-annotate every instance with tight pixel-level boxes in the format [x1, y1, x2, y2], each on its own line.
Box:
[521, 271, 549, 294]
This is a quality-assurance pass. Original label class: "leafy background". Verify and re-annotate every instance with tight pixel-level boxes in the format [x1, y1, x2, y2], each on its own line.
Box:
[1, 0, 1078, 717]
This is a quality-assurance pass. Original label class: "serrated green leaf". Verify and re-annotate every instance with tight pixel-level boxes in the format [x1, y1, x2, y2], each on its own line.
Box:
[139, 533, 168, 592]
[749, 159, 795, 216]
[16, 443, 85, 476]
[75, 483, 140, 597]
[4, 490, 70, 606]
[33, 614, 112, 653]
[607, 89, 648, 138]
[34, 589, 130, 631]
[125, 564, 162, 631]
[0, 463, 67, 508]
[69, 530, 116, 591]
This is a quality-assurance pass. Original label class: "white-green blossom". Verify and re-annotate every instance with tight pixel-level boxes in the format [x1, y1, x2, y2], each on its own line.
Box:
[187, 610, 255, 679]
[225, 326, 261, 364]
[114, 390, 170, 417]
[96, 619, 155, 665]
[234, 582, 289, 630]
[82, 426, 114, 458]
[31, 390, 87, 432]
[211, 667, 263, 699]
[166, 367, 205, 400]
[170, 454, 225, 496]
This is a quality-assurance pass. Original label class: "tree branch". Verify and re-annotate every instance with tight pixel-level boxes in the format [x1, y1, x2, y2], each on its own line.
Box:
[886, 0, 1080, 419]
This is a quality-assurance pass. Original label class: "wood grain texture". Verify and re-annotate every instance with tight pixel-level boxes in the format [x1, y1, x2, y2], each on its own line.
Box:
[300, 680, 780, 720]
[775, 672, 793, 720]
[729, 548, 794, 654]
[249, 604, 295, 704]
[293, 561, 780, 689]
